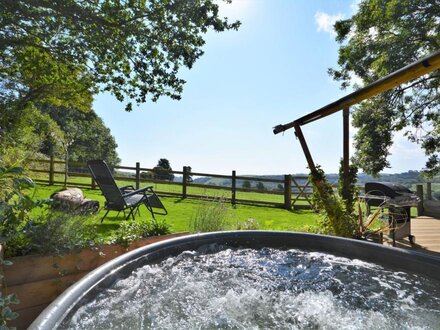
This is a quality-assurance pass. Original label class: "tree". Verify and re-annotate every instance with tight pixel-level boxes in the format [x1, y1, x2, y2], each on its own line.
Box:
[153, 158, 174, 182]
[0, 102, 64, 165]
[256, 182, 266, 191]
[242, 181, 251, 189]
[157, 159, 172, 170]
[40, 106, 121, 168]
[184, 166, 193, 183]
[0, 45, 94, 111]
[330, 0, 439, 176]
[1, 0, 240, 111]
[140, 171, 153, 180]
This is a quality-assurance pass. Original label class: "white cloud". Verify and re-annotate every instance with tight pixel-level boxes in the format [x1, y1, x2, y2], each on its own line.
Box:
[314, 11, 344, 37]
[389, 131, 426, 161]
[217, 0, 254, 20]
[350, 0, 362, 14]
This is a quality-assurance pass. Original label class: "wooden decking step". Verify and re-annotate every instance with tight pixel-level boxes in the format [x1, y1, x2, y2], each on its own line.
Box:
[383, 216, 440, 256]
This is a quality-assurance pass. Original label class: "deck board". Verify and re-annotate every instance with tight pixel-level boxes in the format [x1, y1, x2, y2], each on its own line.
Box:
[384, 216, 440, 256]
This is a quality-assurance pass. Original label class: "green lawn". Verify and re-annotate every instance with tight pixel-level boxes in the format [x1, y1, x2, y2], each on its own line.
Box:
[32, 171, 312, 206]
[32, 184, 320, 241]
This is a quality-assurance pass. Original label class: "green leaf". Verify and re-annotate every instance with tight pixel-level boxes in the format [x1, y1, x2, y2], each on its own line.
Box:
[1, 307, 18, 321]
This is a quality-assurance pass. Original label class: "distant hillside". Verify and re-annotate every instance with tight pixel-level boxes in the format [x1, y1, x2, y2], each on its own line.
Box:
[190, 171, 439, 191]
[121, 169, 439, 198]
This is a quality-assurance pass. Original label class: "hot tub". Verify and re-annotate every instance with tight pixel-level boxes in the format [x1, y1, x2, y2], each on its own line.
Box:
[30, 231, 440, 329]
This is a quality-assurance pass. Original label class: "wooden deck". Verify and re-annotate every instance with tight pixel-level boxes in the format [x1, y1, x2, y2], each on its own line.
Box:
[385, 216, 440, 256]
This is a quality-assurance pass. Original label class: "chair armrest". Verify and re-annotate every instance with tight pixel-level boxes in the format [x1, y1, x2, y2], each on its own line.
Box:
[120, 185, 135, 193]
[122, 186, 153, 198]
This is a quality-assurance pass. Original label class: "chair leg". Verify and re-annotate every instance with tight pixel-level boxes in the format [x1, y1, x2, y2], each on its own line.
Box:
[126, 208, 133, 220]
[146, 193, 167, 216]
[143, 199, 156, 219]
[101, 209, 110, 223]
[130, 207, 136, 220]
[126, 206, 140, 220]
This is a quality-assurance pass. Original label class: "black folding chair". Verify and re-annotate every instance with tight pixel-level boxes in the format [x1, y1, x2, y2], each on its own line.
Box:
[87, 160, 167, 222]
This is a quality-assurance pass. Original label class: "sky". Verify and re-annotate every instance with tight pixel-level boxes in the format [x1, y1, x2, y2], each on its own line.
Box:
[93, 0, 427, 176]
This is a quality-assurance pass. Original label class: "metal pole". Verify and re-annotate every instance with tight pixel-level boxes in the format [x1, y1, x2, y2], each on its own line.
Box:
[342, 108, 350, 200]
[294, 124, 317, 175]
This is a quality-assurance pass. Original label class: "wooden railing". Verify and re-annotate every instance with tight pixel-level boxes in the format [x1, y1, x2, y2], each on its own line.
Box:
[27, 157, 314, 210]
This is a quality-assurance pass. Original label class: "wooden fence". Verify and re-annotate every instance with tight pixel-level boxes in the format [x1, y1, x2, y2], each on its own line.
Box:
[27, 157, 313, 210]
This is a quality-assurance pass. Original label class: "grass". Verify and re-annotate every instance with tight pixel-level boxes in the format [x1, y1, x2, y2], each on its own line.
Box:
[32, 183, 320, 241]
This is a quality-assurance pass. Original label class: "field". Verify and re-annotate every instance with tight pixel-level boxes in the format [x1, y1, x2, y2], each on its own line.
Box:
[32, 183, 320, 241]
[29, 162, 313, 207]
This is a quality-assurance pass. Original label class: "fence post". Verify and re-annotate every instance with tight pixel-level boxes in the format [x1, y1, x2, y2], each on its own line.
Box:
[182, 166, 188, 198]
[49, 155, 55, 185]
[135, 162, 140, 190]
[416, 184, 424, 216]
[427, 182, 432, 201]
[284, 175, 292, 210]
[231, 170, 236, 207]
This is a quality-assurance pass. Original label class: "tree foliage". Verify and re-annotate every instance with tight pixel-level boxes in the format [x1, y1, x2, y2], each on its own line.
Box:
[0, 45, 94, 112]
[337, 159, 359, 215]
[256, 182, 266, 191]
[0, 102, 64, 164]
[1, 0, 240, 111]
[330, 0, 440, 176]
[157, 158, 172, 170]
[0, 101, 120, 168]
[242, 181, 251, 189]
[41, 106, 120, 168]
[309, 166, 357, 238]
[154, 158, 174, 181]
[184, 166, 193, 183]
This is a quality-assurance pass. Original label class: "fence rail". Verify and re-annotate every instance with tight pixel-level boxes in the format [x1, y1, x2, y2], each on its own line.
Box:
[28, 157, 314, 210]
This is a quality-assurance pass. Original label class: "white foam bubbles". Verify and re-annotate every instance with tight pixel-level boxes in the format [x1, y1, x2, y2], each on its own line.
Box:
[63, 246, 440, 329]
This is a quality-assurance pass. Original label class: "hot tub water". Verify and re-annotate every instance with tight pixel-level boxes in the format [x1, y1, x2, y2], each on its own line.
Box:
[63, 244, 440, 329]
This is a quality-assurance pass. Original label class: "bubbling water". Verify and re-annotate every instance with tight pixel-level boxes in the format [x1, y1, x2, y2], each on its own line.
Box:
[64, 245, 440, 329]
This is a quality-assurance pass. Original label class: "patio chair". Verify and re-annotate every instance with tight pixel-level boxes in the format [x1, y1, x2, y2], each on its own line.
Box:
[87, 160, 167, 222]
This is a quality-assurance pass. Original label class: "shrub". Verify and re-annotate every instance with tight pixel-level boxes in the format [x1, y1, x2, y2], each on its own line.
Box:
[16, 212, 99, 256]
[1, 163, 102, 257]
[147, 218, 172, 237]
[0, 164, 49, 257]
[189, 197, 229, 233]
[337, 159, 359, 214]
[0, 259, 19, 328]
[236, 218, 260, 230]
[112, 218, 172, 247]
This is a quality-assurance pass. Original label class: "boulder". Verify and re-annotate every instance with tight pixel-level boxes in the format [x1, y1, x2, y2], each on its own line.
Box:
[51, 188, 99, 214]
